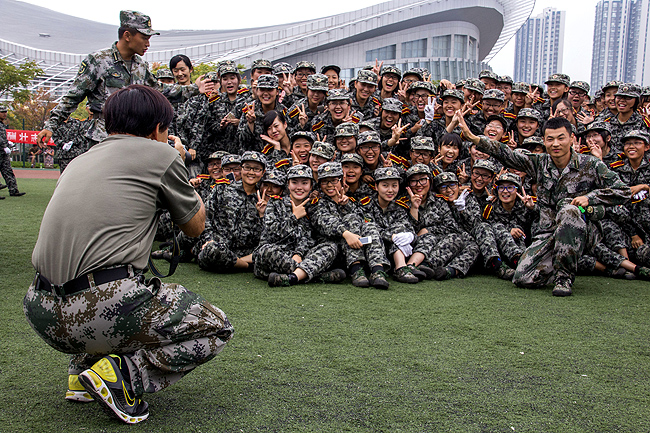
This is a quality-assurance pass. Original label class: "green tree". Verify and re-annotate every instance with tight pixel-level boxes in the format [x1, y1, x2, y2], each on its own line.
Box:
[0, 59, 43, 103]
[6, 88, 56, 130]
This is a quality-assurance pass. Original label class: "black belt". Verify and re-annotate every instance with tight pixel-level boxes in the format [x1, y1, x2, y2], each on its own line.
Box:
[35, 266, 132, 297]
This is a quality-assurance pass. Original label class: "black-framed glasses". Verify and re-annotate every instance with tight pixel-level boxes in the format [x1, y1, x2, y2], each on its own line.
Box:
[409, 177, 429, 186]
[439, 183, 458, 191]
[471, 171, 493, 180]
[358, 144, 380, 152]
[320, 178, 340, 186]
[242, 164, 264, 173]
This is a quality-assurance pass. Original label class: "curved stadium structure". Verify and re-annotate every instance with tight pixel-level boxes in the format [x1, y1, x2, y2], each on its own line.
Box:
[0, 0, 534, 100]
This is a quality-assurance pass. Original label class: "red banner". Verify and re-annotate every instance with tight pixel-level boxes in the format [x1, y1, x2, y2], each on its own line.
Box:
[7, 129, 55, 146]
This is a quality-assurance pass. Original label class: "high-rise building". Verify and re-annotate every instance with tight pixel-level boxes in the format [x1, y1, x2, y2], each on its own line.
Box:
[591, 0, 650, 91]
[513, 8, 565, 85]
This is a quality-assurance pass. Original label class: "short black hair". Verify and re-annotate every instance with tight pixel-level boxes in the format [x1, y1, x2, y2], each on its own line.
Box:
[118, 27, 138, 39]
[105, 85, 174, 137]
[262, 110, 287, 132]
[170, 55, 193, 71]
[542, 117, 573, 136]
[440, 133, 462, 149]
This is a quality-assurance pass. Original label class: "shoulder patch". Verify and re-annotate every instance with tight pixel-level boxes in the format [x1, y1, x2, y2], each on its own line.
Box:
[360, 196, 371, 206]
[237, 87, 249, 95]
[311, 197, 320, 205]
[401, 107, 411, 115]
[269, 195, 282, 200]
[372, 96, 381, 106]
[482, 204, 493, 220]
[208, 93, 221, 104]
[214, 178, 231, 185]
[643, 116, 650, 128]
[433, 113, 443, 120]
[351, 114, 361, 124]
[609, 160, 624, 169]
[531, 196, 537, 203]
[261, 143, 273, 154]
[312, 121, 325, 131]
[275, 158, 290, 168]
[197, 174, 211, 179]
[78, 60, 88, 75]
[348, 196, 357, 202]
[288, 107, 300, 118]
[503, 112, 516, 119]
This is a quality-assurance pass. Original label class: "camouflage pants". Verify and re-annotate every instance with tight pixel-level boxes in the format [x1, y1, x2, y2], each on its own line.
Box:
[23, 268, 233, 396]
[0, 152, 18, 194]
[447, 232, 480, 276]
[342, 222, 389, 269]
[578, 242, 626, 272]
[415, 232, 465, 268]
[252, 241, 338, 281]
[491, 222, 524, 262]
[197, 238, 254, 272]
[601, 219, 628, 252]
[514, 205, 598, 288]
[472, 222, 503, 267]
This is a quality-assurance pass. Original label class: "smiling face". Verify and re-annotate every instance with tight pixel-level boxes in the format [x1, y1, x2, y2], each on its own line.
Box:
[319, 176, 342, 198]
[438, 182, 459, 201]
[413, 91, 431, 113]
[439, 143, 459, 166]
[221, 73, 240, 95]
[585, 130, 609, 150]
[258, 87, 278, 107]
[262, 182, 283, 197]
[295, 68, 313, 91]
[335, 136, 357, 153]
[342, 162, 362, 185]
[442, 97, 462, 117]
[267, 117, 288, 142]
[517, 118, 539, 138]
[512, 92, 526, 108]
[241, 161, 265, 186]
[291, 138, 312, 164]
[410, 149, 433, 165]
[496, 181, 517, 205]
[377, 179, 400, 203]
[623, 138, 649, 162]
[355, 81, 376, 100]
[328, 100, 350, 121]
[569, 88, 588, 109]
[309, 154, 329, 173]
[171, 60, 192, 85]
[381, 109, 400, 129]
[207, 159, 222, 180]
[546, 82, 568, 101]
[324, 70, 340, 89]
[483, 120, 505, 142]
[470, 167, 494, 192]
[307, 89, 326, 106]
[358, 142, 380, 166]
[381, 73, 400, 93]
[615, 95, 636, 115]
[288, 178, 313, 201]
[482, 99, 503, 117]
[408, 174, 430, 197]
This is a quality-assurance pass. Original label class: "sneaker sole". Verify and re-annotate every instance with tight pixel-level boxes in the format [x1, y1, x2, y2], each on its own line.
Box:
[552, 288, 572, 297]
[78, 369, 149, 424]
[65, 389, 94, 403]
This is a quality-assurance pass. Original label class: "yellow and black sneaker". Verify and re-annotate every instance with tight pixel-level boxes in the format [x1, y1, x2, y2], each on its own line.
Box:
[65, 374, 94, 403]
[78, 355, 149, 424]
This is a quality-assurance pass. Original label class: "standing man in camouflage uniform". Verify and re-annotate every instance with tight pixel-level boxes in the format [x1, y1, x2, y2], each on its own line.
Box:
[0, 104, 25, 198]
[23, 85, 233, 425]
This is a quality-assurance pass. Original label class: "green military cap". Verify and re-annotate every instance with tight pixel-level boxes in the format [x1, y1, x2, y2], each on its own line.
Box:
[357, 130, 381, 145]
[580, 121, 611, 136]
[241, 151, 267, 166]
[441, 89, 465, 103]
[374, 167, 401, 182]
[498, 75, 514, 85]
[594, 89, 603, 99]
[221, 154, 241, 166]
[291, 131, 316, 144]
[615, 83, 641, 99]
[621, 129, 649, 145]
[0, 103, 8, 112]
[495, 173, 522, 190]
[262, 169, 287, 186]
[410, 136, 436, 152]
[381, 65, 402, 78]
[521, 136, 544, 151]
[570, 81, 590, 93]
[273, 62, 293, 75]
[407, 81, 436, 95]
[310, 141, 335, 160]
[340, 153, 364, 166]
[482, 89, 505, 102]
[545, 73, 571, 86]
[413, 67, 429, 78]
[206, 151, 228, 161]
[287, 164, 313, 180]
[602, 80, 622, 91]
[251, 59, 272, 71]
[381, 98, 403, 113]
[295, 61, 316, 72]
[321, 65, 341, 75]
[318, 161, 343, 179]
[464, 78, 485, 95]
[327, 88, 350, 101]
[218, 63, 239, 77]
[455, 79, 467, 89]
[406, 163, 432, 178]
[643, 86, 650, 97]
[205, 71, 220, 82]
[473, 159, 497, 174]
[357, 70, 378, 86]
[256, 74, 279, 89]
[307, 74, 329, 92]
[517, 108, 542, 122]
[403, 68, 424, 81]
[358, 120, 377, 132]
[478, 70, 498, 81]
[155, 68, 173, 79]
[512, 82, 529, 94]
[432, 172, 458, 188]
[485, 115, 508, 131]
[119, 10, 159, 36]
[335, 122, 359, 138]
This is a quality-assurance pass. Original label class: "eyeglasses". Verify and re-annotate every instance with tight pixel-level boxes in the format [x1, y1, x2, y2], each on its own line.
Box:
[482, 102, 503, 109]
[222, 166, 241, 173]
[414, 93, 432, 100]
[439, 183, 458, 191]
[409, 177, 429, 186]
[411, 150, 432, 158]
[207, 162, 221, 168]
[569, 90, 587, 97]
[471, 171, 493, 180]
[496, 185, 517, 192]
[320, 178, 340, 186]
[241, 164, 264, 173]
[358, 144, 380, 152]
[295, 72, 312, 78]
[328, 101, 349, 107]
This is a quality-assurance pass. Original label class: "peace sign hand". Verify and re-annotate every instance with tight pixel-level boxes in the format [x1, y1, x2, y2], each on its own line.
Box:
[525, 85, 539, 107]
[298, 103, 309, 128]
[380, 154, 392, 167]
[391, 119, 410, 142]
[507, 131, 517, 149]
[246, 102, 256, 124]
[517, 186, 535, 210]
[372, 59, 383, 76]
[457, 162, 469, 184]
[406, 186, 423, 210]
[291, 197, 309, 219]
[290, 149, 301, 166]
[256, 188, 269, 217]
[334, 185, 349, 206]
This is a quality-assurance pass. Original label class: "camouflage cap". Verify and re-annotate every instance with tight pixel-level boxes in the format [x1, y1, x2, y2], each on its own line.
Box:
[594, 89, 603, 99]
[498, 75, 514, 85]
[403, 68, 424, 81]
[221, 154, 241, 166]
[321, 65, 341, 75]
[410, 136, 436, 152]
[335, 122, 359, 138]
[545, 73, 571, 86]
[206, 151, 228, 161]
[218, 63, 239, 77]
[291, 131, 316, 144]
[517, 108, 541, 122]
[441, 89, 465, 103]
[521, 136, 544, 151]
[155, 68, 173, 79]
[374, 167, 402, 182]
[580, 121, 611, 136]
[464, 78, 485, 95]
[622, 129, 649, 145]
[482, 89, 505, 102]
[570, 81, 590, 93]
[256, 74, 279, 89]
[478, 70, 498, 81]
[309, 141, 336, 160]
[358, 120, 377, 132]
[406, 163, 432, 178]
[615, 83, 641, 99]
[413, 67, 430, 78]
[382, 98, 403, 113]
[511, 82, 529, 94]
[205, 71, 220, 82]
[307, 74, 329, 92]
[455, 79, 467, 89]
[241, 151, 267, 166]
[357, 70, 378, 86]
[287, 164, 313, 180]
[643, 86, 650, 97]
[327, 88, 350, 101]
[262, 169, 287, 186]
[381, 65, 402, 78]
[318, 161, 343, 179]
[357, 130, 381, 146]
[119, 10, 159, 36]
[602, 80, 622, 91]
[251, 59, 273, 71]
[432, 172, 458, 189]
[407, 81, 436, 95]
[295, 61, 316, 72]
[495, 172, 522, 189]
[472, 159, 497, 174]
[340, 153, 364, 166]
[273, 62, 293, 75]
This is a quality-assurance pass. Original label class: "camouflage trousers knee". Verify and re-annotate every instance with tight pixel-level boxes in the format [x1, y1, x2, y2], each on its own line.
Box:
[601, 219, 628, 252]
[342, 222, 389, 269]
[23, 269, 233, 396]
[253, 241, 338, 281]
[491, 222, 524, 263]
[447, 232, 480, 276]
[155, 210, 175, 242]
[415, 232, 465, 268]
[198, 239, 251, 272]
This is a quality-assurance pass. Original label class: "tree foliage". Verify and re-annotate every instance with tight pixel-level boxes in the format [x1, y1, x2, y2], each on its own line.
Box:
[6, 89, 57, 130]
[0, 59, 43, 102]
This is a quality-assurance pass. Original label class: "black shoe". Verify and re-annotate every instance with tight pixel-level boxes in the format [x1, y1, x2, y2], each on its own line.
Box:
[9, 192, 25, 197]
[433, 267, 451, 281]
[406, 264, 427, 281]
[0, 196, 4, 200]
[369, 270, 390, 289]
[552, 280, 572, 297]
[0, 184, 7, 190]
[318, 269, 346, 284]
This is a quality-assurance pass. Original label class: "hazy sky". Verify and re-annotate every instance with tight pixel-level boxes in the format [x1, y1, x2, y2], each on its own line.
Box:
[18, 0, 599, 81]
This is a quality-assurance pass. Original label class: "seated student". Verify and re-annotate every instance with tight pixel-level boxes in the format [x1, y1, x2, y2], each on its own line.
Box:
[254, 164, 346, 286]
[308, 162, 390, 289]
[458, 112, 636, 296]
[341, 153, 375, 201]
[259, 169, 286, 198]
[221, 154, 242, 182]
[464, 159, 498, 210]
[357, 130, 384, 182]
[391, 135, 437, 173]
[365, 98, 407, 155]
[286, 74, 329, 131]
[510, 108, 542, 147]
[289, 131, 315, 166]
[309, 88, 363, 144]
[432, 133, 463, 174]
[198, 151, 268, 273]
[260, 110, 293, 169]
[578, 121, 621, 165]
[308, 141, 336, 182]
[466, 89, 507, 137]
[190, 151, 229, 202]
[333, 122, 359, 158]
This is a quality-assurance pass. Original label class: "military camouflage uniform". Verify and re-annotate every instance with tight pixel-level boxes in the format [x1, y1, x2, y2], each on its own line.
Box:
[237, 102, 288, 153]
[606, 112, 649, 154]
[196, 92, 248, 157]
[52, 118, 90, 173]
[310, 111, 363, 145]
[0, 120, 20, 194]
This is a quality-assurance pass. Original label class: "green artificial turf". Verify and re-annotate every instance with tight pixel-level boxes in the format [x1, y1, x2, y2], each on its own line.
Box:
[1, 179, 649, 432]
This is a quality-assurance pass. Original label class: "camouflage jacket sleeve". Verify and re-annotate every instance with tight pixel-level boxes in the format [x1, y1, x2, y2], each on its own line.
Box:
[0, 123, 8, 148]
[476, 136, 539, 178]
[584, 157, 632, 206]
[456, 193, 481, 232]
[261, 197, 298, 245]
